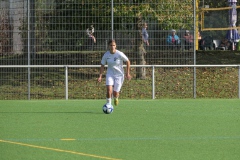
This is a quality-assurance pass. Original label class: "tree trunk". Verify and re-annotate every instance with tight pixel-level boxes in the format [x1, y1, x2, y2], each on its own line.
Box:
[9, 0, 24, 55]
[135, 16, 146, 79]
[0, 1, 11, 55]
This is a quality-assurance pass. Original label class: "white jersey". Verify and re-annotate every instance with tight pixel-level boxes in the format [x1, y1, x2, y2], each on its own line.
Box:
[101, 50, 129, 77]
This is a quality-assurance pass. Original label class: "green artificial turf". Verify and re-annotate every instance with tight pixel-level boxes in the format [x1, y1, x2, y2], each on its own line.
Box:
[0, 99, 240, 160]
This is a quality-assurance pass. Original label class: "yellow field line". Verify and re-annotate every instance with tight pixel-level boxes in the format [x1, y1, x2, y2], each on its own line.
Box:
[0, 139, 122, 160]
[60, 138, 76, 141]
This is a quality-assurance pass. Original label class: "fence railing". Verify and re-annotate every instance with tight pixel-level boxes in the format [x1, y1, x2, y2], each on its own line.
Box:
[0, 65, 239, 100]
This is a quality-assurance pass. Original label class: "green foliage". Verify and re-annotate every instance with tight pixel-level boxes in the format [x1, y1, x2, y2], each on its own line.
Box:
[109, 0, 194, 30]
[32, 0, 195, 52]
[0, 9, 11, 55]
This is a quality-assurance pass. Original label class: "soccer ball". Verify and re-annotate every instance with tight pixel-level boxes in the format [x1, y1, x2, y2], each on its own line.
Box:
[102, 104, 114, 114]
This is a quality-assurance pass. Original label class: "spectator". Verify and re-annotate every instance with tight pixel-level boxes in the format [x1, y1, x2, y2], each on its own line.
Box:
[198, 31, 202, 50]
[219, 38, 231, 50]
[166, 29, 180, 49]
[142, 23, 149, 46]
[86, 25, 96, 50]
[183, 30, 194, 50]
[199, 35, 214, 50]
[198, 31, 202, 40]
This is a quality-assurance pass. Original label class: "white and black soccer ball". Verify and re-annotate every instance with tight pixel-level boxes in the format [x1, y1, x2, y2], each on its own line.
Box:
[102, 104, 114, 114]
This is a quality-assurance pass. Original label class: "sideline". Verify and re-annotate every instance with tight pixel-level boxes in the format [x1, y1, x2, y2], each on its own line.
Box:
[0, 139, 122, 160]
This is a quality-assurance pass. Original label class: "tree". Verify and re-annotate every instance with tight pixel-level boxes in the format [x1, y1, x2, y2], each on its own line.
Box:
[9, 0, 25, 55]
[33, 0, 194, 78]
[0, 1, 12, 55]
[112, 0, 194, 79]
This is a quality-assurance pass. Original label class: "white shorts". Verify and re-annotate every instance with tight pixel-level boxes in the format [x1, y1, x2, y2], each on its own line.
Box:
[106, 75, 124, 92]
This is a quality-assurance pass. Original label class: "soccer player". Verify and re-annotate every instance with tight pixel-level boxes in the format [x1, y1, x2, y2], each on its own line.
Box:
[97, 39, 131, 106]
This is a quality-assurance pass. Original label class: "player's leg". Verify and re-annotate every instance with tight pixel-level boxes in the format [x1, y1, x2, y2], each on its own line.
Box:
[106, 75, 114, 105]
[113, 91, 119, 106]
[113, 76, 124, 106]
[106, 85, 113, 104]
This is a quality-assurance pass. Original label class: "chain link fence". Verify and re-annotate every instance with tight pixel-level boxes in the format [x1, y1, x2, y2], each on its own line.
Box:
[1, 0, 239, 99]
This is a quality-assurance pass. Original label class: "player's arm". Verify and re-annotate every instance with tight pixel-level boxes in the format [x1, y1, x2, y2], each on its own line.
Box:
[125, 60, 131, 80]
[98, 64, 105, 82]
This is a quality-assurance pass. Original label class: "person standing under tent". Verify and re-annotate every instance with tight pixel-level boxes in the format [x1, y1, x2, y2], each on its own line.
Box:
[97, 39, 131, 106]
[226, 0, 239, 50]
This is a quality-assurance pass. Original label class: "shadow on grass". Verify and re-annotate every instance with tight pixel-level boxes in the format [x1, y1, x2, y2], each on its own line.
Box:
[0, 111, 103, 114]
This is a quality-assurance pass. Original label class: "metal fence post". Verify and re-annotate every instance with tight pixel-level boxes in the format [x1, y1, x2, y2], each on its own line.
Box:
[152, 66, 155, 99]
[111, 0, 114, 39]
[65, 66, 68, 100]
[27, 0, 31, 100]
[193, 67, 196, 99]
[239, 65, 240, 99]
[28, 66, 31, 100]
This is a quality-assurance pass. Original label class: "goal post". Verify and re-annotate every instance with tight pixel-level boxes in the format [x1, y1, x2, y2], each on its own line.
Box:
[200, 5, 240, 31]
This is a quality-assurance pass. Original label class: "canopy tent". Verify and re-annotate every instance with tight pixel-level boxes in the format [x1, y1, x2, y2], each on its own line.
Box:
[226, 0, 240, 50]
